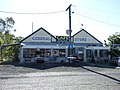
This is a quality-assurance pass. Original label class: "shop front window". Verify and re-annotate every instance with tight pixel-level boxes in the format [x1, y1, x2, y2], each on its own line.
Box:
[53, 49, 59, 56]
[100, 50, 108, 57]
[53, 49, 65, 57]
[86, 50, 92, 58]
[59, 49, 65, 57]
[23, 48, 36, 58]
[39, 49, 51, 57]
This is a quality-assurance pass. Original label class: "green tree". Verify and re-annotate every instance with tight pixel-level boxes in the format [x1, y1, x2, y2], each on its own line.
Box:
[14, 36, 23, 43]
[0, 18, 5, 33]
[0, 33, 4, 45]
[0, 17, 15, 34]
[0, 17, 23, 62]
[0, 34, 23, 62]
[107, 33, 120, 45]
[0, 34, 15, 61]
[106, 32, 120, 57]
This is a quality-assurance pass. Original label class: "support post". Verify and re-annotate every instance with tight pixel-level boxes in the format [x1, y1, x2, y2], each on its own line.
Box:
[66, 4, 72, 63]
[83, 49, 87, 62]
[20, 47, 24, 63]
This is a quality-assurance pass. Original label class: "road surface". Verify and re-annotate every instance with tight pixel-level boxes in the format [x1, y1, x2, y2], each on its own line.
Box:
[0, 63, 120, 90]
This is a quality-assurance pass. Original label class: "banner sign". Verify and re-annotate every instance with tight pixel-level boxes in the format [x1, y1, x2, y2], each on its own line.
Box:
[56, 36, 69, 41]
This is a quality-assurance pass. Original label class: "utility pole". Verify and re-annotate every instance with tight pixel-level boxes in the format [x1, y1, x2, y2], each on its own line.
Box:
[32, 22, 33, 33]
[66, 4, 72, 63]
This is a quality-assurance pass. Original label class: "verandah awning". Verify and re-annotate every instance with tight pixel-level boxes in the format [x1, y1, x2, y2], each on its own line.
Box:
[22, 45, 67, 49]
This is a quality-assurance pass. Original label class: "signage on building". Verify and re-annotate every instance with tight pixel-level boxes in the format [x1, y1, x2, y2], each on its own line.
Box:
[56, 36, 69, 41]
[32, 37, 51, 40]
[74, 37, 91, 42]
[66, 30, 72, 35]
[68, 44, 74, 48]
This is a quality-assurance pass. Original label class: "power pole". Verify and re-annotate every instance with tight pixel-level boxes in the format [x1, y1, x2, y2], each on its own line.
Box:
[66, 4, 72, 63]
[32, 22, 33, 33]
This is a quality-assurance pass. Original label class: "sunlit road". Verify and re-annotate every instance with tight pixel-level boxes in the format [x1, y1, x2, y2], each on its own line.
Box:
[0, 64, 120, 90]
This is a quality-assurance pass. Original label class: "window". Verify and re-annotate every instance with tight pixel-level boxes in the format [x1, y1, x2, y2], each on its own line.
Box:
[53, 49, 59, 56]
[100, 50, 108, 57]
[86, 50, 92, 58]
[59, 49, 65, 57]
[40, 49, 51, 57]
[23, 48, 36, 58]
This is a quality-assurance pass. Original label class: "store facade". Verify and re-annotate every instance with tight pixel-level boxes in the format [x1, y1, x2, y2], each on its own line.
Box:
[19, 27, 110, 63]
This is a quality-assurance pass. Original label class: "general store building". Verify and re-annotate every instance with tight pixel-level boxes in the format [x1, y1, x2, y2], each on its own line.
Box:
[19, 27, 110, 63]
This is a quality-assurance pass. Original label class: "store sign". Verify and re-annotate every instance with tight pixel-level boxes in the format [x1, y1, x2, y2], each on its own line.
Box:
[74, 37, 90, 42]
[56, 36, 69, 41]
[32, 37, 51, 40]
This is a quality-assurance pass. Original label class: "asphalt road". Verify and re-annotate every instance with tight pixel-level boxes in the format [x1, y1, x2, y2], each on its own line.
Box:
[0, 63, 120, 90]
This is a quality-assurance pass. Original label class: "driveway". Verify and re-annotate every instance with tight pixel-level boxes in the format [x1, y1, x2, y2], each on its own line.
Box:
[0, 63, 120, 90]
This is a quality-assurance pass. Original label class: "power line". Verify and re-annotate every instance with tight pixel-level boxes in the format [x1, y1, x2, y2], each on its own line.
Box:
[75, 13, 120, 28]
[74, 10, 118, 19]
[74, 5, 120, 14]
[0, 10, 65, 15]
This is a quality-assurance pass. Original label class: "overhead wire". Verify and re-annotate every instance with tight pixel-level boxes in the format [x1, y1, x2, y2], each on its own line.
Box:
[0, 5, 120, 28]
[72, 4, 119, 20]
[74, 12, 120, 28]
[72, 4, 120, 28]
[73, 5, 120, 14]
[0, 10, 65, 15]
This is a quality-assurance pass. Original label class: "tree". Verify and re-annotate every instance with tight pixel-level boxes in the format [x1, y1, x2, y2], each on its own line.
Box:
[0, 33, 4, 45]
[0, 17, 16, 45]
[0, 18, 5, 33]
[0, 17, 23, 62]
[0, 35, 23, 62]
[0, 34, 16, 61]
[0, 17, 15, 34]
[107, 32, 120, 45]
[106, 32, 120, 57]
[14, 36, 23, 43]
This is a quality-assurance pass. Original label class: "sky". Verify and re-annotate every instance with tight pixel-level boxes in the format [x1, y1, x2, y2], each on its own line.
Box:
[0, 0, 120, 43]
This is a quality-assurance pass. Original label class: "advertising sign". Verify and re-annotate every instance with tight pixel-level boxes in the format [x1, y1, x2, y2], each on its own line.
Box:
[56, 36, 69, 42]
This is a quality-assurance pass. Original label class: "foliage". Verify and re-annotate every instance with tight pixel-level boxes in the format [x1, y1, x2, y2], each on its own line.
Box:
[0, 33, 22, 62]
[0, 17, 23, 62]
[0, 17, 15, 34]
[107, 33, 120, 45]
[108, 48, 120, 57]
[0, 33, 4, 45]
[0, 18, 5, 32]
[106, 32, 120, 57]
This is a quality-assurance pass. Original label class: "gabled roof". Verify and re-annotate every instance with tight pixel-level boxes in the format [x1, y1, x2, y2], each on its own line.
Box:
[20, 27, 57, 43]
[72, 29, 102, 44]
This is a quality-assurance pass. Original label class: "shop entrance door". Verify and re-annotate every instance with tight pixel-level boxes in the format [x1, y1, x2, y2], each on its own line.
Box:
[77, 51, 84, 62]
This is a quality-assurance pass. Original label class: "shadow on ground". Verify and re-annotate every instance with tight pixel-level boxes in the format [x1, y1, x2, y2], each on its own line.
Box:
[82, 66, 120, 84]
[0, 61, 116, 70]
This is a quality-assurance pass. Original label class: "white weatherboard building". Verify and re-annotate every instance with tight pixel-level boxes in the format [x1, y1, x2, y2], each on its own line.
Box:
[19, 27, 110, 63]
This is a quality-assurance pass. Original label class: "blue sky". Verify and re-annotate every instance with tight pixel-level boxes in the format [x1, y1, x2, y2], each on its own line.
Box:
[0, 0, 120, 43]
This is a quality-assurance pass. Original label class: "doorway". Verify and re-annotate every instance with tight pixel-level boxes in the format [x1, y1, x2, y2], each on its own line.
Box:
[77, 51, 84, 62]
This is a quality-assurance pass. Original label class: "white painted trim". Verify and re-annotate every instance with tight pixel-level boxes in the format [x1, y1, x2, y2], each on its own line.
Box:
[86, 46, 110, 50]
[22, 45, 66, 49]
